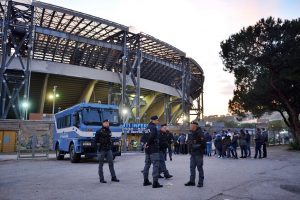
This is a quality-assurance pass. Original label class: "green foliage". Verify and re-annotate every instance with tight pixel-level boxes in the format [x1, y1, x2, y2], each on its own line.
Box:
[289, 140, 300, 151]
[220, 16, 300, 130]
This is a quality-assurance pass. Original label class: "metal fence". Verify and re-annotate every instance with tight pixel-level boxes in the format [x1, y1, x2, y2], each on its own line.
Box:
[0, 120, 54, 159]
[17, 130, 51, 159]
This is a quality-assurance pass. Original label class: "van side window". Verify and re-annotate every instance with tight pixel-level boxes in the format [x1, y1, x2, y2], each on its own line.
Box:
[56, 115, 71, 129]
[73, 112, 80, 127]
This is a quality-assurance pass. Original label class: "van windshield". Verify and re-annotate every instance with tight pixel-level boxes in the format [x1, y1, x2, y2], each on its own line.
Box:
[82, 108, 102, 125]
[102, 109, 120, 126]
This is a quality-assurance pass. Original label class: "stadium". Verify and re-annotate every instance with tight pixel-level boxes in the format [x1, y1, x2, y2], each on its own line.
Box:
[0, 0, 204, 126]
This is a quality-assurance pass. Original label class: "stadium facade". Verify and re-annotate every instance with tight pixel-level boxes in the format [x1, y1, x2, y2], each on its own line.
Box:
[0, 0, 204, 124]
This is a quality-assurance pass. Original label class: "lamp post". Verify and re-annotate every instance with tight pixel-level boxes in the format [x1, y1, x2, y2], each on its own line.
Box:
[122, 107, 128, 152]
[21, 101, 29, 120]
[49, 86, 59, 114]
[52, 86, 57, 114]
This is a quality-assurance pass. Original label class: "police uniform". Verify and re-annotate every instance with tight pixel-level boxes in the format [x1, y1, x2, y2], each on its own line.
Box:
[141, 126, 152, 186]
[159, 125, 173, 179]
[262, 129, 268, 158]
[185, 122, 206, 187]
[143, 115, 163, 188]
[95, 120, 119, 183]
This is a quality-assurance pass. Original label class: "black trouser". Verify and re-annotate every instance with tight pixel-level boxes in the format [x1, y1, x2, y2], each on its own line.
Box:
[143, 153, 151, 181]
[229, 145, 237, 158]
[159, 151, 170, 176]
[240, 145, 247, 157]
[174, 144, 179, 154]
[167, 144, 172, 159]
[180, 144, 185, 154]
[189, 154, 204, 184]
[247, 143, 251, 157]
[143, 152, 160, 182]
[98, 150, 116, 181]
[254, 142, 262, 158]
[262, 143, 267, 158]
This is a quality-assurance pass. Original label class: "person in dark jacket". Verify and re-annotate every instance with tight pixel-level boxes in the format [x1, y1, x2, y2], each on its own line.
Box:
[254, 128, 262, 159]
[141, 124, 151, 185]
[261, 128, 268, 158]
[222, 133, 231, 158]
[239, 129, 248, 158]
[204, 132, 212, 156]
[178, 133, 186, 154]
[166, 129, 174, 161]
[230, 131, 239, 159]
[214, 133, 223, 158]
[173, 134, 180, 154]
[158, 124, 173, 179]
[143, 115, 163, 188]
[95, 119, 119, 183]
[245, 130, 251, 157]
[185, 121, 206, 187]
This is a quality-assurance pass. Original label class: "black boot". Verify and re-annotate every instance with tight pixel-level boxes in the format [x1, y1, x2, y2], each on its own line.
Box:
[111, 177, 120, 182]
[152, 181, 163, 188]
[143, 179, 152, 186]
[197, 182, 203, 187]
[100, 179, 107, 183]
[164, 174, 173, 179]
[184, 181, 195, 186]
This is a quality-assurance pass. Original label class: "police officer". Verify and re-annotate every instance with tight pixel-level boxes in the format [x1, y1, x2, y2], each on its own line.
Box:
[261, 128, 268, 158]
[141, 124, 152, 186]
[166, 128, 174, 161]
[254, 128, 262, 159]
[185, 121, 206, 187]
[143, 115, 163, 188]
[95, 119, 119, 183]
[159, 124, 173, 179]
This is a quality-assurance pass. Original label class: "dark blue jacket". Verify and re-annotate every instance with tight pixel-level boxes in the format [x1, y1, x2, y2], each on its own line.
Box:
[146, 122, 160, 154]
[204, 133, 212, 142]
[187, 127, 206, 155]
[141, 129, 151, 154]
[95, 127, 112, 151]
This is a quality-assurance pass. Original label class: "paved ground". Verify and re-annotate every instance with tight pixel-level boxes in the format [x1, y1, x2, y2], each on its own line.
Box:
[0, 146, 300, 200]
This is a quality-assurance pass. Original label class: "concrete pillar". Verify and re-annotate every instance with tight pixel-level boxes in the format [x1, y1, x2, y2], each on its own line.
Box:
[139, 93, 158, 121]
[78, 80, 98, 103]
[39, 74, 49, 113]
[108, 83, 113, 104]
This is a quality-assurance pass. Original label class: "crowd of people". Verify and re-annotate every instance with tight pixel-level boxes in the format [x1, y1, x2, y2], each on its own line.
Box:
[158, 128, 269, 160]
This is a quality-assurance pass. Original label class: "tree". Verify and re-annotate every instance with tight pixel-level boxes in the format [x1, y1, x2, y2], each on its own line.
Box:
[220, 17, 300, 149]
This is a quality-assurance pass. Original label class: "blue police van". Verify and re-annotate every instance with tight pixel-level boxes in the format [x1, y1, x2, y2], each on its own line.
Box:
[53, 103, 122, 163]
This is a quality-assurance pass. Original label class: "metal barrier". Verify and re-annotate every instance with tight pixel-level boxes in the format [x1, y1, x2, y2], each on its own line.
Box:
[0, 120, 54, 159]
[17, 130, 51, 159]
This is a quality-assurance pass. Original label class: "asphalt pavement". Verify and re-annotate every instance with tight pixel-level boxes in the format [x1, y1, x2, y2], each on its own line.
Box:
[0, 146, 300, 200]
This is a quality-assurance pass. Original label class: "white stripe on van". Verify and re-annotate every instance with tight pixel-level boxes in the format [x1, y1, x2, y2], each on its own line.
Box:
[57, 126, 121, 138]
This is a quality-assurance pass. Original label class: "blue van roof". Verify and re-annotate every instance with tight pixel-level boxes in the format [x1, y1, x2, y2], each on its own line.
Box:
[55, 103, 119, 117]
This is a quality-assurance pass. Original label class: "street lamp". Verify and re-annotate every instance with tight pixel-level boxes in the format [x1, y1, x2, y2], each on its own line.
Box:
[21, 101, 30, 120]
[121, 107, 128, 152]
[48, 86, 59, 114]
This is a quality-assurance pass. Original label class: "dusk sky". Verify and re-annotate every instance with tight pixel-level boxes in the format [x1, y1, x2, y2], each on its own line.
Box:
[42, 0, 300, 116]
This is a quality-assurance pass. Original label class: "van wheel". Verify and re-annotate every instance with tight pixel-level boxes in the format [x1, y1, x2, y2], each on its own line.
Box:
[69, 143, 80, 163]
[55, 143, 64, 160]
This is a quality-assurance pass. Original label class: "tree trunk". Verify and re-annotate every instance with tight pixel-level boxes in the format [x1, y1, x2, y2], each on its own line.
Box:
[293, 116, 300, 150]
[270, 78, 300, 149]
[287, 111, 300, 149]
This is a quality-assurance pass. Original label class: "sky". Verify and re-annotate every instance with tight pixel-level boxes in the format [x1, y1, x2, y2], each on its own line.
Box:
[42, 0, 300, 116]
